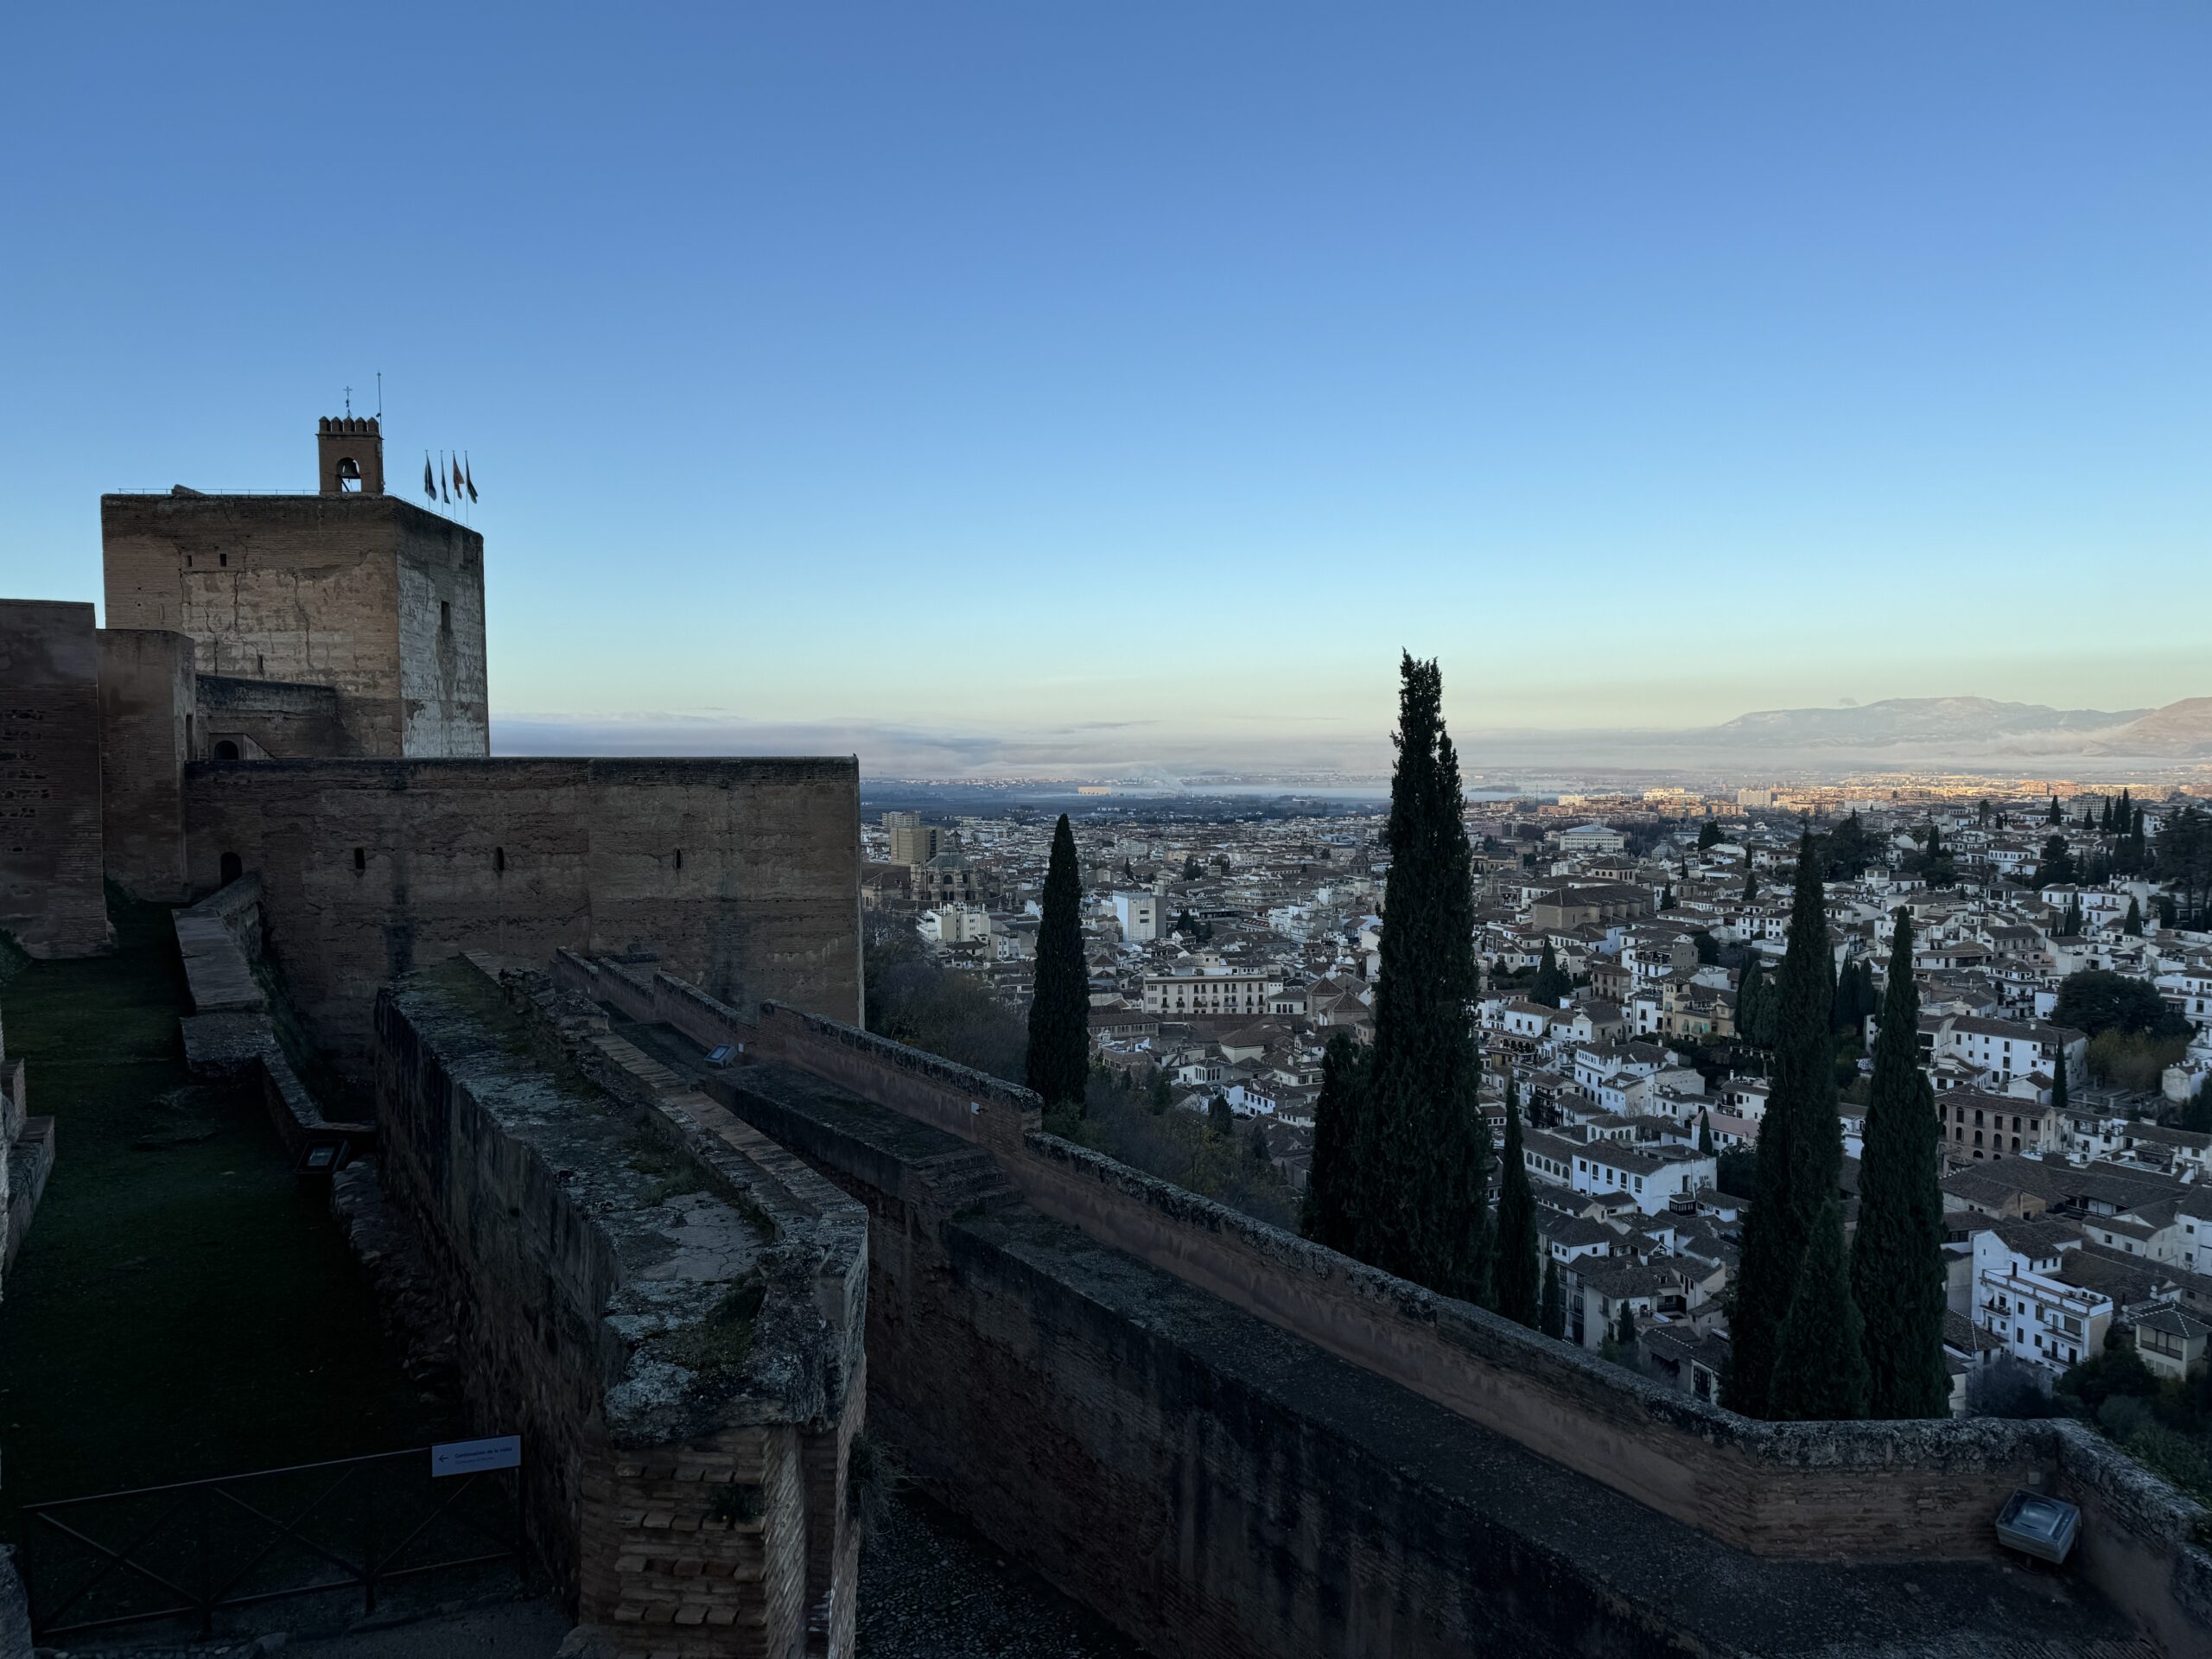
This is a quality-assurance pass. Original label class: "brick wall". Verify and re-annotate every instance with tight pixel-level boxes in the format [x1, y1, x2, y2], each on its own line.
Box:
[184, 756, 862, 1076]
[0, 601, 109, 956]
[97, 627, 195, 899]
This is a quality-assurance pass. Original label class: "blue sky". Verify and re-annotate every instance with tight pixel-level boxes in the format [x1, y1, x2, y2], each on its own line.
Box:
[3, 4, 2206, 772]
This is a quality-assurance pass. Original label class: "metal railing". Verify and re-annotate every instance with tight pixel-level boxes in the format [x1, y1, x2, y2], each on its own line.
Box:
[21, 1444, 522, 1642]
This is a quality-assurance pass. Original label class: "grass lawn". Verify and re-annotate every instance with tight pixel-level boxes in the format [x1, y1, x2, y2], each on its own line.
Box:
[0, 894, 455, 1540]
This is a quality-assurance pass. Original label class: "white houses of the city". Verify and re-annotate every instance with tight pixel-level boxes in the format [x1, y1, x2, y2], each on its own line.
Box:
[1968, 1225, 2111, 1376]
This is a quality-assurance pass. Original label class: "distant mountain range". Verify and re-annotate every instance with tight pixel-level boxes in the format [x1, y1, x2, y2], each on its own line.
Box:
[1704, 696, 2212, 759]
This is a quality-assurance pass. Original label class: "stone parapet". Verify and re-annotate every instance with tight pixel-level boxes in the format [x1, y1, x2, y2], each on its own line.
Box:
[373, 958, 866, 1654]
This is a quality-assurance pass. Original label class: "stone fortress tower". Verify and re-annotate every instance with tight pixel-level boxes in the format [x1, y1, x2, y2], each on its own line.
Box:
[101, 414, 489, 765]
[0, 416, 861, 1073]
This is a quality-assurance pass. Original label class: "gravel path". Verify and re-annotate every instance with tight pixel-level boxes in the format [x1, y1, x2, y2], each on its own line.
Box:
[857, 1488, 1143, 1659]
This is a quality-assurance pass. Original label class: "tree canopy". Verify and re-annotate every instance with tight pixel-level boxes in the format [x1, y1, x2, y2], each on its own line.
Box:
[2054, 969, 2190, 1040]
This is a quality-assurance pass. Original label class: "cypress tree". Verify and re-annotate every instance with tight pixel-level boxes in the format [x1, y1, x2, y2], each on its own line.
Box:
[2183, 1079, 2212, 1136]
[1699, 1108, 1715, 1156]
[1738, 957, 1770, 1050]
[1351, 653, 1491, 1303]
[1300, 1033, 1367, 1253]
[1540, 1255, 1565, 1339]
[1494, 1079, 1541, 1328]
[1743, 868, 1758, 903]
[1770, 1199, 1870, 1420]
[2052, 1049, 2069, 1117]
[1207, 1093, 1233, 1139]
[1026, 813, 1090, 1112]
[1725, 830, 1843, 1419]
[1849, 911, 1950, 1418]
[2124, 898, 2143, 937]
[1531, 939, 1570, 1007]
[2048, 795, 2062, 825]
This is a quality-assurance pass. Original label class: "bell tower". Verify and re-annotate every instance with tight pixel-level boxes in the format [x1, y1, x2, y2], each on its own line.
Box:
[317, 416, 384, 495]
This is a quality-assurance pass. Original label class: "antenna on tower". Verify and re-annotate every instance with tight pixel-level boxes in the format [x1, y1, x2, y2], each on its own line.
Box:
[376, 372, 383, 422]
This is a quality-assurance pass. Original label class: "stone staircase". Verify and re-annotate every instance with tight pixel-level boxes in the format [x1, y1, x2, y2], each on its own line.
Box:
[917, 1145, 1018, 1217]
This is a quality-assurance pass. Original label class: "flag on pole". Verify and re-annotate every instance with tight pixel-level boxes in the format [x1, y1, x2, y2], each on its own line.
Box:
[452, 454, 465, 497]
[463, 454, 477, 502]
[423, 453, 435, 501]
[440, 453, 450, 505]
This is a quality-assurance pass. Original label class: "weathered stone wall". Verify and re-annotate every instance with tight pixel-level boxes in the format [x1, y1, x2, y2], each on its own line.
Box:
[97, 627, 195, 900]
[184, 757, 862, 1076]
[394, 533, 488, 758]
[100, 493, 487, 759]
[373, 960, 866, 1654]
[0, 601, 109, 957]
[706, 1055, 2162, 1658]
[195, 672, 352, 759]
[659, 986, 2211, 1654]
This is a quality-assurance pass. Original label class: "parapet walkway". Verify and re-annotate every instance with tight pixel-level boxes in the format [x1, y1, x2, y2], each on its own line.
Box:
[607, 1012, 2158, 1659]
[170, 875, 367, 1162]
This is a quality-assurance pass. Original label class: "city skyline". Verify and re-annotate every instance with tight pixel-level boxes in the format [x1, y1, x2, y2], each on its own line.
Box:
[4, 4, 2207, 763]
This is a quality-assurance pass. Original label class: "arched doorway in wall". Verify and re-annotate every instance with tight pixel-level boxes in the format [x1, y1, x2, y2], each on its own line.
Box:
[219, 851, 243, 887]
[213, 740, 241, 760]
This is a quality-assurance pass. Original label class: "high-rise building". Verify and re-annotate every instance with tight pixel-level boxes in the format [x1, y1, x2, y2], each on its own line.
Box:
[883, 811, 944, 867]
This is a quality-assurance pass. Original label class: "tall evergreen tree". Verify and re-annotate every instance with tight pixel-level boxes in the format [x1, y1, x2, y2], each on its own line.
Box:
[1349, 653, 1491, 1303]
[1743, 868, 1758, 903]
[2048, 795, 2063, 825]
[1725, 830, 1844, 1419]
[1698, 1108, 1715, 1156]
[1770, 1199, 1870, 1420]
[2124, 897, 2143, 936]
[2183, 1078, 2212, 1136]
[1300, 1033, 1367, 1253]
[2051, 1049, 2069, 1116]
[2177, 1079, 2212, 1141]
[1531, 939, 1570, 1007]
[1849, 911, 1950, 1418]
[1737, 956, 1772, 1050]
[1026, 813, 1090, 1112]
[1494, 1079, 1541, 1328]
[1540, 1255, 1565, 1339]
[2063, 893, 2084, 938]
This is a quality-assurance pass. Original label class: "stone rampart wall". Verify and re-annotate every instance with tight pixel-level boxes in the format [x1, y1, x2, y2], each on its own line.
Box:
[195, 672, 352, 760]
[185, 757, 862, 1076]
[0, 601, 109, 957]
[97, 628, 195, 900]
[372, 961, 868, 1653]
[669, 980, 2211, 1650]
